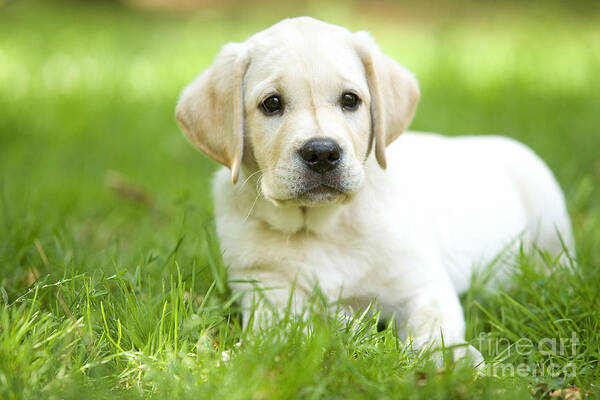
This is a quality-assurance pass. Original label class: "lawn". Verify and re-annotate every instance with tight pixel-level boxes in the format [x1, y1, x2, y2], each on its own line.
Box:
[1, 0, 600, 398]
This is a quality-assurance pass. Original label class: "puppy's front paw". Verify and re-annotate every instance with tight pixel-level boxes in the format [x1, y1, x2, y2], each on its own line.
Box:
[411, 337, 485, 370]
[403, 287, 484, 370]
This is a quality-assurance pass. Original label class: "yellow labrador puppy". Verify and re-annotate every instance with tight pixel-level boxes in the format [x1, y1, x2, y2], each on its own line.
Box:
[176, 17, 574, 364]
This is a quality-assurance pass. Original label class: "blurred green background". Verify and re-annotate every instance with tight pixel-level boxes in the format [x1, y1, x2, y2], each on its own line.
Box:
[3, 0, 599, 279]
[1, 0, 600, 398]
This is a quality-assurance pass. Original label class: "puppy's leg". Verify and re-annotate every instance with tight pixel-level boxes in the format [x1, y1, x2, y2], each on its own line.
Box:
[403, 281, 483, 368]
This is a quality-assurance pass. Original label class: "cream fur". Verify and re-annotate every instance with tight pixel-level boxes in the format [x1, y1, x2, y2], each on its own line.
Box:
[176, 17, 574, 366]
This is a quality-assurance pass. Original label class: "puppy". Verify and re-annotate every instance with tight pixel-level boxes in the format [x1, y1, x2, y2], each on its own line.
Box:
[175, 17, 574, 364]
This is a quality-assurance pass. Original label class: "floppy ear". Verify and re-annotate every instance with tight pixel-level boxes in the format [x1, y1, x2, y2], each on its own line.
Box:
[175, 43, 251, 184]
[353, 31, 420, 169]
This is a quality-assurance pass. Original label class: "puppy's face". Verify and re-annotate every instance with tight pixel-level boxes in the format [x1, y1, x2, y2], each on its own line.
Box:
[176, 17, 419, 208]
[244, 26, 371, 206]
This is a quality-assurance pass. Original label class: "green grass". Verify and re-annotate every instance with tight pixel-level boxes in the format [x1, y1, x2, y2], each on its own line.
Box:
[1, 1, 600, 398]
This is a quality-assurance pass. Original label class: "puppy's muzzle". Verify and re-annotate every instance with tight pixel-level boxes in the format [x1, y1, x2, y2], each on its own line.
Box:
[298, 138, 342, 174]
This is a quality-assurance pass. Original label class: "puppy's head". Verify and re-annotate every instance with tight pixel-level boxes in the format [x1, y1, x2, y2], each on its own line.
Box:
[176, 17, 419, 207]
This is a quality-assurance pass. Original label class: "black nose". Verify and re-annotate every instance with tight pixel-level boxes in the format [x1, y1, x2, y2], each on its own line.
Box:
[298, 138, 342, 174]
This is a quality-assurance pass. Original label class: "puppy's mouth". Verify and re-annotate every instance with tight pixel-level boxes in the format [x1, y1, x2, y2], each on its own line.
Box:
[266, 181, 351, 208]
[306, 185, 339, 194]
[300, 183, 343, 197]
[293, 180, 351, 205]
[266, 164, 363, 207]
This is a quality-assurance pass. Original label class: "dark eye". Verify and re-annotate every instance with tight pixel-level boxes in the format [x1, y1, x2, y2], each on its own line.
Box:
[261, 95, 283, 115]
[341, 92, 360, 110]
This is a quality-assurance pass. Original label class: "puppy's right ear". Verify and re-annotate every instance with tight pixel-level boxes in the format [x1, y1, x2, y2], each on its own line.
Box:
[175, 43, 251, 184]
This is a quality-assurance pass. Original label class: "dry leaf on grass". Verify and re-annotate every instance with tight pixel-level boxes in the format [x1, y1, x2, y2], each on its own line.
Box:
[104, 170, 155, 208]
[549, 387, 584, 400]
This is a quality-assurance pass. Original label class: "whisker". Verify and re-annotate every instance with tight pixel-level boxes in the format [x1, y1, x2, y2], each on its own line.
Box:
[237, 169, 264, 193]
[243, 191, 261, 223]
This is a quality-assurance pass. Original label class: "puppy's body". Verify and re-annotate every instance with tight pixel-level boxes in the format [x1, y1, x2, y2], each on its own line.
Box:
[176, 17, 574, 364]
[215, 133, 572, 343]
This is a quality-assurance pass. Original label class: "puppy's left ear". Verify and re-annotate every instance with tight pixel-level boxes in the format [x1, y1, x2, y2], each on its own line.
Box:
[353, 31, 420, 169]
[175, 43, 251, 184]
